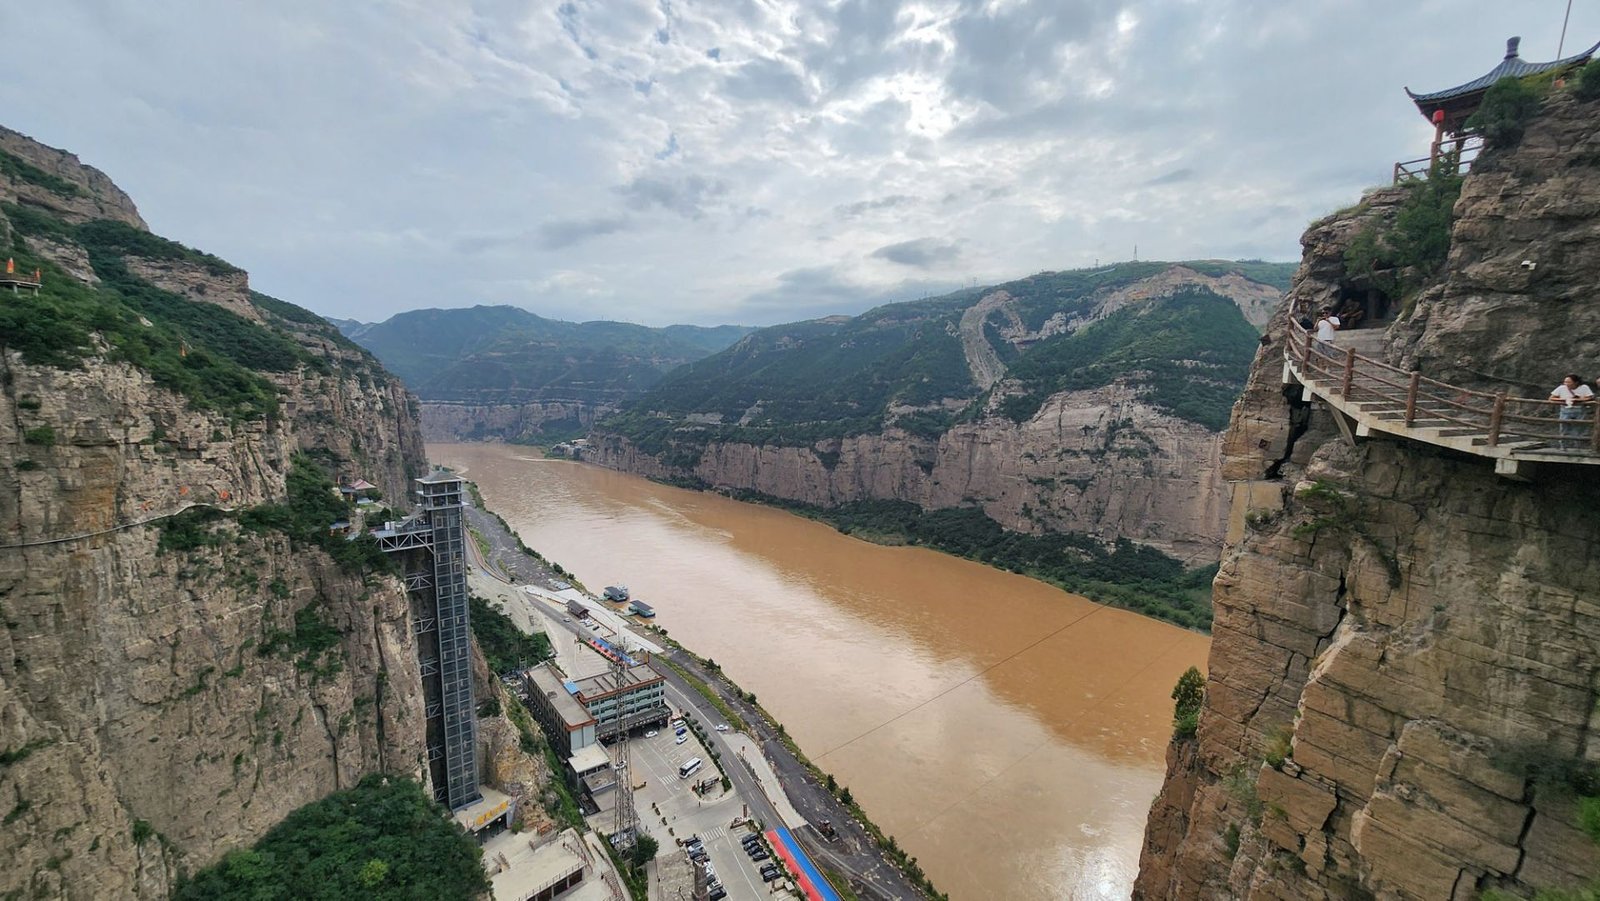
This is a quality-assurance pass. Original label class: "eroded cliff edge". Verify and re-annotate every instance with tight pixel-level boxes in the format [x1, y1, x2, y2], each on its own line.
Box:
[0, 126, 453, 898]
[1134, 92, 1600, 899]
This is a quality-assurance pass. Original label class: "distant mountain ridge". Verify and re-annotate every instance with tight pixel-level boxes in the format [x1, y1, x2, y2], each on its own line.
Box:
[337, 305, 753, 404]
[586, 259, 1294, 581]
[334, 306, 753, 443]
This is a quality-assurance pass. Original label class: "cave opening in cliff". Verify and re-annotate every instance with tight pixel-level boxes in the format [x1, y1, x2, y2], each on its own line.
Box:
[1334, 282, 1394, 331]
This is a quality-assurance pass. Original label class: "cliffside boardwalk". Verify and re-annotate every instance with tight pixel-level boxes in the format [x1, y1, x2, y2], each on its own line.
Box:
[1283, 319, 1600, 476]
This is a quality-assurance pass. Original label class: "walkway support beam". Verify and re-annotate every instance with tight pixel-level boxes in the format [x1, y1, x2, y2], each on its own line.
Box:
[1487, 392, 1507, 447]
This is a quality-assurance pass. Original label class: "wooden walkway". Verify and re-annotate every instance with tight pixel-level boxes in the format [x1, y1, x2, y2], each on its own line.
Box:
[1282, 320, 1600, 476]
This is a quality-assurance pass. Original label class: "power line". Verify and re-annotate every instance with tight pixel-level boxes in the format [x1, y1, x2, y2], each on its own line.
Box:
[902, 632, 1190, 836]
[815, 601, 1112, 761]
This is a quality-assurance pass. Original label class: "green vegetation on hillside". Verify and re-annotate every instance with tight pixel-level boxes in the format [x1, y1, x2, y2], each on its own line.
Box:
[0, 205, 299, 418]
[342, 305, 754, 406]
[0, 204, 389, 421]
[598, 262, 1286, 461]
[0, 148, 84, 197]
[736, 494, 1214, 630]
[469, 594, 553, 674]
[238, 456, 393, 574]
[1344, 170, 1463, 312]
[1000, 286, 1259, 430]
[175, 775, 488, 901]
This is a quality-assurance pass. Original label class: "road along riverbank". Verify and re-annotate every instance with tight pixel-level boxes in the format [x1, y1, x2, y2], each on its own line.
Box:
[434, 442, 1210, 900]
[455, 466, 935, 900]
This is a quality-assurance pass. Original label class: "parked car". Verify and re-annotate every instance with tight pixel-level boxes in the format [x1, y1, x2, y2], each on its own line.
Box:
[749, 850, 769, 861]
[675, 734, 688, 744]
[644, 730, 658, 738]
[761, 868, 781, 883]
[708, 887, 727, 901]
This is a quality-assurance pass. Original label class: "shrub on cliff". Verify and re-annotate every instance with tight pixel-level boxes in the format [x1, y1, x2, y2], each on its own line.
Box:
[1575, 60, 1600, 102]
[175, 775, 487, 901]
[1466, 76, 1543, 147]
[1171, 666, 1205, 739]
[1344, 170, 1463, 309]
[468, 593, 553, 674]
[239, 455, 393, 574]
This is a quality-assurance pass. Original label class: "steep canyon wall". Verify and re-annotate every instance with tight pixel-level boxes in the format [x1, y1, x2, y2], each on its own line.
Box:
[0, 127, 542, 898]
[591, 384, 1228, 559]
[1135, 92, 1600, 900]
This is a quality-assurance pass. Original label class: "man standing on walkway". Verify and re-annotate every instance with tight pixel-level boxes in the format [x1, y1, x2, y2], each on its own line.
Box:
[1550, 374, 1594, 448]
[1315, 307, 1341, 346]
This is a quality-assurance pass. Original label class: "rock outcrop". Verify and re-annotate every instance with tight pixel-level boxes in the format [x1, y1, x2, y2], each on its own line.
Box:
[0, 127, 545, 898]
[421, 400, 598, 444]
[1135, 90, 1600, 899]
[592, 379, 1229, 559]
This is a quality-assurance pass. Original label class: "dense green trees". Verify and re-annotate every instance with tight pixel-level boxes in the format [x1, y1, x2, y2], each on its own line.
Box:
[238, 455, 393, 573]
[750, 496, 1215, 630]
[469, 594, 553, 675]
[0, 204, 371, 420]
[1000, 287, 1260, 430]
[176, 775, 489, 901]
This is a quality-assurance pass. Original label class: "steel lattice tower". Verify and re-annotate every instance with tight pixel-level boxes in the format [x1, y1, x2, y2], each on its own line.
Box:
[377, 471, 480, 811]
[610, 654, 637, 850]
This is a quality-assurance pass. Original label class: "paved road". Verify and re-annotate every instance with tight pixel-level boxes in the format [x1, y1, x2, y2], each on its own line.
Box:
[463, 487, 929, 901]
[653, 651, 928, 901]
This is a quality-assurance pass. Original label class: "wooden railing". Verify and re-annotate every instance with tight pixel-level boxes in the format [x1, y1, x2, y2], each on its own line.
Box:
[1393, 134, 1483, 184]
[1286, 320, 1600, 456]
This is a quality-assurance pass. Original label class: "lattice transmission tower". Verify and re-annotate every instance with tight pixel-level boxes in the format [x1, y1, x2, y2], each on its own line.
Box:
[610, 652, 637, 851]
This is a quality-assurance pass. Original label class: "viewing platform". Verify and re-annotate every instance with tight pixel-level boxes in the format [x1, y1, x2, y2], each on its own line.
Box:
[1282, 320, 1600, 477]
[0, 266, 41, 294]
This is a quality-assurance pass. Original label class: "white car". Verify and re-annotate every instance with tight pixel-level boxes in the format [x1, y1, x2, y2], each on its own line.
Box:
[644, 730, 658, 738]
[715, 724, 729, 732]
[675, 734, 688, 744]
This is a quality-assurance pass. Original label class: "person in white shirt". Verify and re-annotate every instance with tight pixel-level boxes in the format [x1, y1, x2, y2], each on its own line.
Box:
[1550, 374, 1595, 447]
[1314, 308, 1340, 346]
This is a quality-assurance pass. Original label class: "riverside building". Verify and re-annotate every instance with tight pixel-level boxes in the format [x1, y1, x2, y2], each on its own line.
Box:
[522, 661, 669, 777]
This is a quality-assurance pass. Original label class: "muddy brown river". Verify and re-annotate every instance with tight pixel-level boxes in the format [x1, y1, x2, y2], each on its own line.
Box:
[432, 443, 1210, 900]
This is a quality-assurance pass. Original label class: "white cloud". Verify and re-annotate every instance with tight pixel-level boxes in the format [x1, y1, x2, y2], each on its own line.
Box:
[2, 0, 1595, 326]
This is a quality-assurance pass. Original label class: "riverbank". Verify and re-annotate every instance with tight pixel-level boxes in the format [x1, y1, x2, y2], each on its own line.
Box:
[435, 441, 1210, 900]
[649, 476, 1216, 631]
[454, 470, 938, 901]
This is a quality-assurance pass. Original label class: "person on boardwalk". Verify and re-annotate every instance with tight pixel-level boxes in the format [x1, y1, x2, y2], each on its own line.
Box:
[1549, 374, 1594, 448]
[1314, 308, 1340, 347]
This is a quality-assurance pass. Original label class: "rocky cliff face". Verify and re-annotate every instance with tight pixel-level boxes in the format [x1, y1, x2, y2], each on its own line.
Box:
[592, 378, 1229, 559]
[1135, 90, 1600, 900]
[421, 400, 597, 444]
[0, 128, 467, 897]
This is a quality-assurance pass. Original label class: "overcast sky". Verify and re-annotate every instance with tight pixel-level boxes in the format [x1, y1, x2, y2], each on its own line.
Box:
[3, 1, 1596, 326]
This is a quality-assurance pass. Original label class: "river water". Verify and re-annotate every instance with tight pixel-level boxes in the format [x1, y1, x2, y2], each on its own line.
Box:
[431, 443, 1210, 900]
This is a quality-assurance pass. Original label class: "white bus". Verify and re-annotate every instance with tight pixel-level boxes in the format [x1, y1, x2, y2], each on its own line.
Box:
[678, 757, 703, 779]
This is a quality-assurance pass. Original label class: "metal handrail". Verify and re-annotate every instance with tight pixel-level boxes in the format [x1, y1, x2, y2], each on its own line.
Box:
[1286, 320, 1600, 454]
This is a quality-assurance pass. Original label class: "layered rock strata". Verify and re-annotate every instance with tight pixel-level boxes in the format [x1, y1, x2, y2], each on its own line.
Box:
[592, 383, 1229, 561]
[0, 127, 546, 898]
[1135, 91, 1600, 899]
